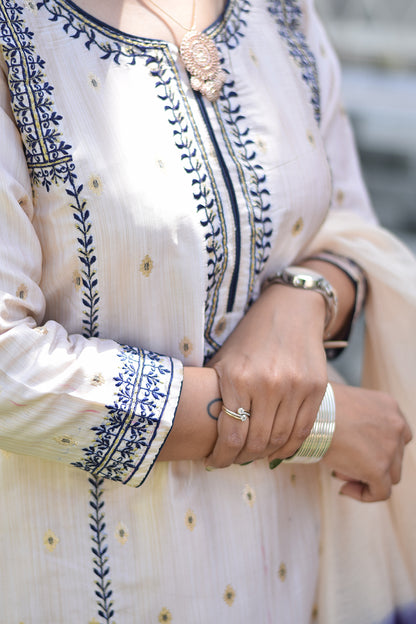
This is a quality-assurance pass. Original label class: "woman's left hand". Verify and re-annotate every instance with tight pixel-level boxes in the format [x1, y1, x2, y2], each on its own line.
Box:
[204, 283, 329, 467]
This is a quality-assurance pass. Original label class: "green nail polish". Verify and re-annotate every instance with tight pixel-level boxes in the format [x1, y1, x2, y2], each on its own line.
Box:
[269, 458, 283, 470]
[205, 466, 216, 472]
[240, 461, 253, 466]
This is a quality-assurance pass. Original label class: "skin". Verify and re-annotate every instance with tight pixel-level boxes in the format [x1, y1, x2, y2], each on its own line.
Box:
[75, 0, 412, 502]
[160, 259, 412, 503]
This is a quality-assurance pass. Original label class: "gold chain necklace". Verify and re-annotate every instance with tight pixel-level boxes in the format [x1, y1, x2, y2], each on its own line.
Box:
[145, 0, 226, 101]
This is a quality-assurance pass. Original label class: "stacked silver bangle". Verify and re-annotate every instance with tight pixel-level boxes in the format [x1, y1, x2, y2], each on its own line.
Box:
[284, 382, 336, 464]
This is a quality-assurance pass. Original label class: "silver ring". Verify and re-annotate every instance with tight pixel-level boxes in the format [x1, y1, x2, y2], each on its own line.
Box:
[222, 406, 251, 423]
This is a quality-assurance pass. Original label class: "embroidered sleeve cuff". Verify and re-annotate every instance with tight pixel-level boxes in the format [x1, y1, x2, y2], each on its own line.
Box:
[72, 345, 183, 488]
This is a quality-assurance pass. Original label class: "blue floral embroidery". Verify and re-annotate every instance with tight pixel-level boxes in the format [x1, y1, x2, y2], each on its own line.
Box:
[37, 0, 146, 65]
[38, 0, 250, 64]
[73, 347, 176, 486]
[212, 0, 251, 50]
[1, 1, 100, 339]
[0, 1, 73, 189]
[216, 78, 272, 303]
[89, 477, 115, 624]
[267, 0, 321, 123]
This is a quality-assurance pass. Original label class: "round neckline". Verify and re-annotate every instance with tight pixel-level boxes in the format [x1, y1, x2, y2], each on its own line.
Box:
[55, 0, 237, 49]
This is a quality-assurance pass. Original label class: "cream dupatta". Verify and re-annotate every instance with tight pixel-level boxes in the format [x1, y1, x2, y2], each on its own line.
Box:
[304, 209, 416, 623]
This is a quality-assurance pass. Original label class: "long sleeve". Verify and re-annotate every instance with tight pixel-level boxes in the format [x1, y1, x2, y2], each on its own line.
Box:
[302, 0, 378, 225]
[0, 66, 183, 488]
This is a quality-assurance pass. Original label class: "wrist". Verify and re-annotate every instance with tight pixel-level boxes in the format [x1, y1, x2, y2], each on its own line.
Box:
[260, 280, 327, 335]
[261, 265, 337, 338]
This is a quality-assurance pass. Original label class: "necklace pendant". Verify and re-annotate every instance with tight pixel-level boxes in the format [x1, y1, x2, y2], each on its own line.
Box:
[180, 29, 226, 102]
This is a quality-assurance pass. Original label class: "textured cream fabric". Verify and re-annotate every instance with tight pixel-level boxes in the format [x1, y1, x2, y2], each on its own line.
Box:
[0, 0, 414, 622]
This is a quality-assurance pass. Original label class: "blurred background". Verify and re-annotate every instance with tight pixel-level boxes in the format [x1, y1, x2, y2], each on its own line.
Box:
[315, 0, 416, 383]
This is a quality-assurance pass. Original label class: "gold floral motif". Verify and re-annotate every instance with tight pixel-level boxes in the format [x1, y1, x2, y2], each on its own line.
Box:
[179, 337, 193, 358]
[185, 509, 196, 531]
[336, 189, 345, 205]
[88, 74, 100, 89]
[72, 270, 82, 291]
[223, 584, 236, 606]
[24, 0, 37, 12]
[139, 254, 154, 277]
[249, 48, 259, 65]
[0, 449, 12, 459]
[158, 607, 172, 623]
[256, 137, 267, 153]
[214, 316, 227, 336]
[88, 175, 103, 195]
[34, 326, 48, 335]
[242, 484, 256, 508]
[16, 284, 28, 300]
[278, 562, 287, 581]
[115, 521, 129, 545]
[307, 131, 315, 146]
[43, 529, 60, 552]
[90, 373, 105, 387]
[88, 619, 100, 624]
[54, 434, 78, 447]
[291, 217, 304, 236]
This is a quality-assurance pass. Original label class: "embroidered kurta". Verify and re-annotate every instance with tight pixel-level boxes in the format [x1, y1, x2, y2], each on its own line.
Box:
[1, 0, 414, 622]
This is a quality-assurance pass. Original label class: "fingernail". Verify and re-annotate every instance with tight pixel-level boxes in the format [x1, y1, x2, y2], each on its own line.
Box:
[269, 458, 283, 470]
[205, 466, 216, 472]
[240, 461, 253, 466]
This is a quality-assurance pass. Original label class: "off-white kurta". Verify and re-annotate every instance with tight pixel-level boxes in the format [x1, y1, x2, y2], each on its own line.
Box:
[0, 0, 414, 622]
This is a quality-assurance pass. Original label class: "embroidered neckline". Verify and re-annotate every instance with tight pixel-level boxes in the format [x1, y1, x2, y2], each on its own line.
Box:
[49, 0, 239, 50]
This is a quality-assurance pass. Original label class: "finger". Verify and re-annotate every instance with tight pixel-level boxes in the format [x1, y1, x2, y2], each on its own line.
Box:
[270, 389, 324, 459]
[205, 400, 250, 469]
[234, 394, 280, 464]
[338, 481, 368, 501]
[340, 475, 392, 503]
[331, 470, 355, 482]
[403, 420, 413, 445]
[390, 441, 405, 485]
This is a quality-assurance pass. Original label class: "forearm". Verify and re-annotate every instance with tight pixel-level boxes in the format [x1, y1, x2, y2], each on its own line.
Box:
[159, 259, 359, 464]
[157, 366, 220, 461]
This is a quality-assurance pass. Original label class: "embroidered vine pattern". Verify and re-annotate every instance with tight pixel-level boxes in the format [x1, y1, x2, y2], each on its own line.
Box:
[214, 0, 251, 49]
[0, 1, 73, 189]
[73, 346, 174, 485]
[67, 178, 100, 338]
[89, 477, 115, 624]
[37, 0, 142, 65]
[267, 0, 321, 123]
[148, 54, 229, 351]
[217, 76, 272, 302]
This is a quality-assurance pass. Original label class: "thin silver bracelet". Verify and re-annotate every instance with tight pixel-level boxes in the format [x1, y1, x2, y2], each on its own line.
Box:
[283, 383, 336, 464]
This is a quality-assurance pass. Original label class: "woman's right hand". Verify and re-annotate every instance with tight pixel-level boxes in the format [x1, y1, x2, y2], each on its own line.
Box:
[323, 383, 413, 502]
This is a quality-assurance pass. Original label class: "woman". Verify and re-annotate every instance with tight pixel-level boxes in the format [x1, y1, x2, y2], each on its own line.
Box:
[0, 0, 414, 621]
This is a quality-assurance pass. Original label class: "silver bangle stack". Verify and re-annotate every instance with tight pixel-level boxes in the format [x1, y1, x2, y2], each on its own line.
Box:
[284, 382, 336, 464]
